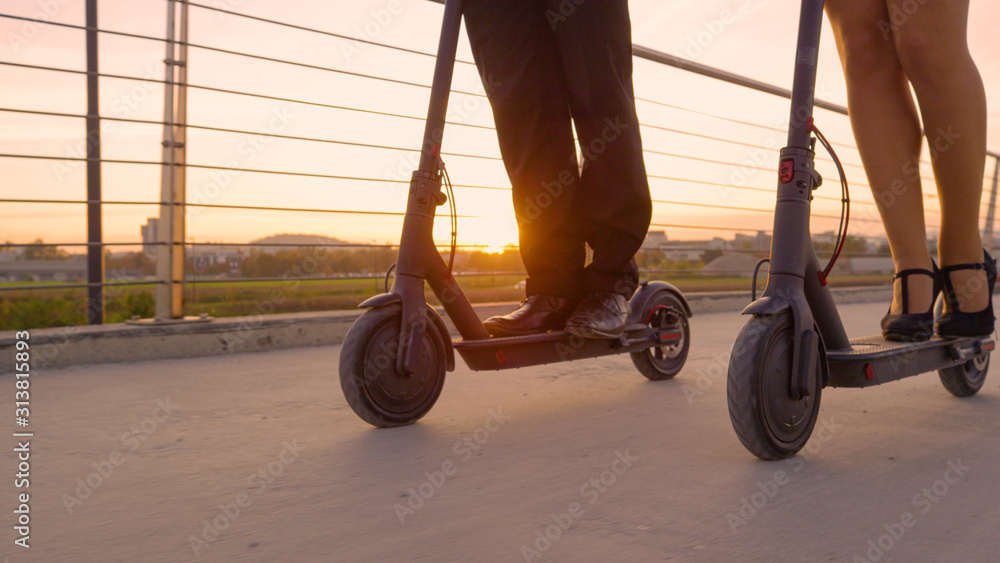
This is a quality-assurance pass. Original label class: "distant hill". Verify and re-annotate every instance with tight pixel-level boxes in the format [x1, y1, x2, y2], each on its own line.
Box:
[701, 252, 763, 276]
[249, 234, 352, 253]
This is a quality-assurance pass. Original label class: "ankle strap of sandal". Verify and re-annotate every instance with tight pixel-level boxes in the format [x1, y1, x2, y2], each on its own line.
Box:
[892, 267, 935, 280]
[940, 252, 996, 311]
[892, 268, 936, 313]
[940, 262, 985, 275]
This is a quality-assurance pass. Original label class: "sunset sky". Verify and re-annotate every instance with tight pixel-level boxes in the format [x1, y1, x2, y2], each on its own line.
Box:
[1, 0, 998, 252]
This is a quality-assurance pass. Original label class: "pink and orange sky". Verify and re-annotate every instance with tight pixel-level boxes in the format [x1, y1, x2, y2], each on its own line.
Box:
[1, 0, 998, 252]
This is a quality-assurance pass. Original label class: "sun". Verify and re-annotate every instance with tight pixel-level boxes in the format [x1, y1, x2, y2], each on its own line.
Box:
[482, 244, 510, 254]
[447, 219, 519, 254]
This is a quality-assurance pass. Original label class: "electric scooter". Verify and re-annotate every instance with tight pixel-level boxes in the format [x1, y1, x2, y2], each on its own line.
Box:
[338, 0, 692, 428]
[726, 0, 994, 460]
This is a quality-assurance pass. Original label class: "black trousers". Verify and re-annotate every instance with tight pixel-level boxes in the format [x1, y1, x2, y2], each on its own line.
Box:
[465, 0, 652, 301]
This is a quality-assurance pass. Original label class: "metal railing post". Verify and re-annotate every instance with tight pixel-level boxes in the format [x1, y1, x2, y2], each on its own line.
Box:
[984, 153, 1000, 255]
[85, 0, 104, 324]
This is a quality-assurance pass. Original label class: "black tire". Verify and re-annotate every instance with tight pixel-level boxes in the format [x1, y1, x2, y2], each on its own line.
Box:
[630, 292, 690, 380]
[727, 313, 822, 460]
[339, 304, 447, 427]
[939, 353, 989, 398]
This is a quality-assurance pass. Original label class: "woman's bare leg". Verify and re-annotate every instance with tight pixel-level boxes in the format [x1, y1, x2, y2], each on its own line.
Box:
[826, 0, 934, 314]
[888, 0, 989, 312]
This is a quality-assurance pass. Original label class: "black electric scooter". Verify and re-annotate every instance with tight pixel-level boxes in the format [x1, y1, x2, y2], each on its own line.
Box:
[726, 0, 994, 460]
[338, 0, 692, 428]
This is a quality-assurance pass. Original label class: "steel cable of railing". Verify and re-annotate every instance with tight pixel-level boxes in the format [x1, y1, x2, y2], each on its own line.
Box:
[0, 281, 166, 292]
[4, 242, 162, 247]
[185, 40, 486, 97]
[0, 11, 484, 94]
[0, 198, 495, 219]
[0, 156, 957, 223]
[0, 71, 967, 191]
[635, 95, 960, 181]
[0, 152, 509, 190]
[0, 12, 168, 43]
[0, 61, 498, 131]
[649, 199, 883, 223]
[183, 82, 498, 130]
[183, 0, 478, 66]
[640, 121, 869, 174]
[0, 108, 502, 161]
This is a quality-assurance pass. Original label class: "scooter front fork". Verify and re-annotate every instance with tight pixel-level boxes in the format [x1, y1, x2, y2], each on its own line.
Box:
[392, 171, 490, 375]
[749, 147, 836, 400]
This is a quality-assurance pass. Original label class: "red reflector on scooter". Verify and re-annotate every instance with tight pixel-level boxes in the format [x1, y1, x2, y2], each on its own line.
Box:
[864, 363, 875, 381]
[779, 159, 794, 183]
[496, 350, 508, 365]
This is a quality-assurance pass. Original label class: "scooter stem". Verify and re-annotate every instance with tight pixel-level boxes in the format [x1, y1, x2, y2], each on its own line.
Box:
[392, 0, 490, 374]
[746, 0, 849, 398]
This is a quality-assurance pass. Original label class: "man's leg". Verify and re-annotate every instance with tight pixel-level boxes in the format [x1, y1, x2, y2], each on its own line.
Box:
[465, 0, 585, 302]
[548, 0, 651, 299]
[548, 0, 651, 337]
[465, 0, 584, 336]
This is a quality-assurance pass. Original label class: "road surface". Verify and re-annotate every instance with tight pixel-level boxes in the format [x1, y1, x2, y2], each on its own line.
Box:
[3, 299, 999, 562]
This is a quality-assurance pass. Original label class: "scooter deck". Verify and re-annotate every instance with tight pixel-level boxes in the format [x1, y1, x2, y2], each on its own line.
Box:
[826, 334, 994, 388]
[453, 323, 682, 371]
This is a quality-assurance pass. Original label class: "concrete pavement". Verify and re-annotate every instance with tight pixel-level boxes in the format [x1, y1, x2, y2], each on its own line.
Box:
[2, 299, 998, 562]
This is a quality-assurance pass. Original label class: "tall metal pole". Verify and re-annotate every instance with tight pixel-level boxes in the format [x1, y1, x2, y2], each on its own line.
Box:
[85, 0, 104, 324]
[156, 0, 179, 319]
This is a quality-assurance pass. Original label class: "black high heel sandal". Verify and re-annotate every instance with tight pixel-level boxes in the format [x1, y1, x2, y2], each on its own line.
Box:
[935, 249, 997, 338]
[881, 263, 941, 342]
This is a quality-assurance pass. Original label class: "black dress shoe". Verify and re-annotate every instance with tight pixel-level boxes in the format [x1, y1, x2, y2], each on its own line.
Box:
[564, 291, 631, 339]
[482, 294, 576, 337]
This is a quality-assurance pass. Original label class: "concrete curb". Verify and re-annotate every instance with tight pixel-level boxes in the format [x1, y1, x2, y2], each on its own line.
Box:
[0, 286, 893, 372]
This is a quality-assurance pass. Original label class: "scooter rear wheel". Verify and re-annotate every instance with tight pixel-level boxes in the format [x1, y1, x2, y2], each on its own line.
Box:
[938, 353, 989, 398]
[630, 291, 690, 380]
[339, 304, 447, 427]
[727, 313, 822, 460]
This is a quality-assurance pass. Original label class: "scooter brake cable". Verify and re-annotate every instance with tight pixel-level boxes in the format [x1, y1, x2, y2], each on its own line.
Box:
[434, 148, 459, 274]
[810, 121, 850, 280]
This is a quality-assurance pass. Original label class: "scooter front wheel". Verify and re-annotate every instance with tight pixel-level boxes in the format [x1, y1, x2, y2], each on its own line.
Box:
[727, 313, 822, 460]
[339, 304, 447, 427]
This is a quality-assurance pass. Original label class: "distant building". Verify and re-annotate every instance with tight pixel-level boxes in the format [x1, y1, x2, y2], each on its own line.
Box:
[141, 218, 159, 255]
[641, 230, 668, 249]
[0, 256, 87, 282]
[733, 231, 771, 251]
[641, 231, 730, 262]
[812, 230, 838, 247]
[847, 257, 894, 275]
[188, 244, 244, 275]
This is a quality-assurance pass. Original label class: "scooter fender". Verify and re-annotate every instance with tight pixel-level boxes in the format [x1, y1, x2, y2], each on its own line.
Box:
[740, 293, 818, 399]
[740, 295, 790, 316]
[357, 293, 455, 372]
[358, 292, 401, 309]
[629, 281, 693, 324]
